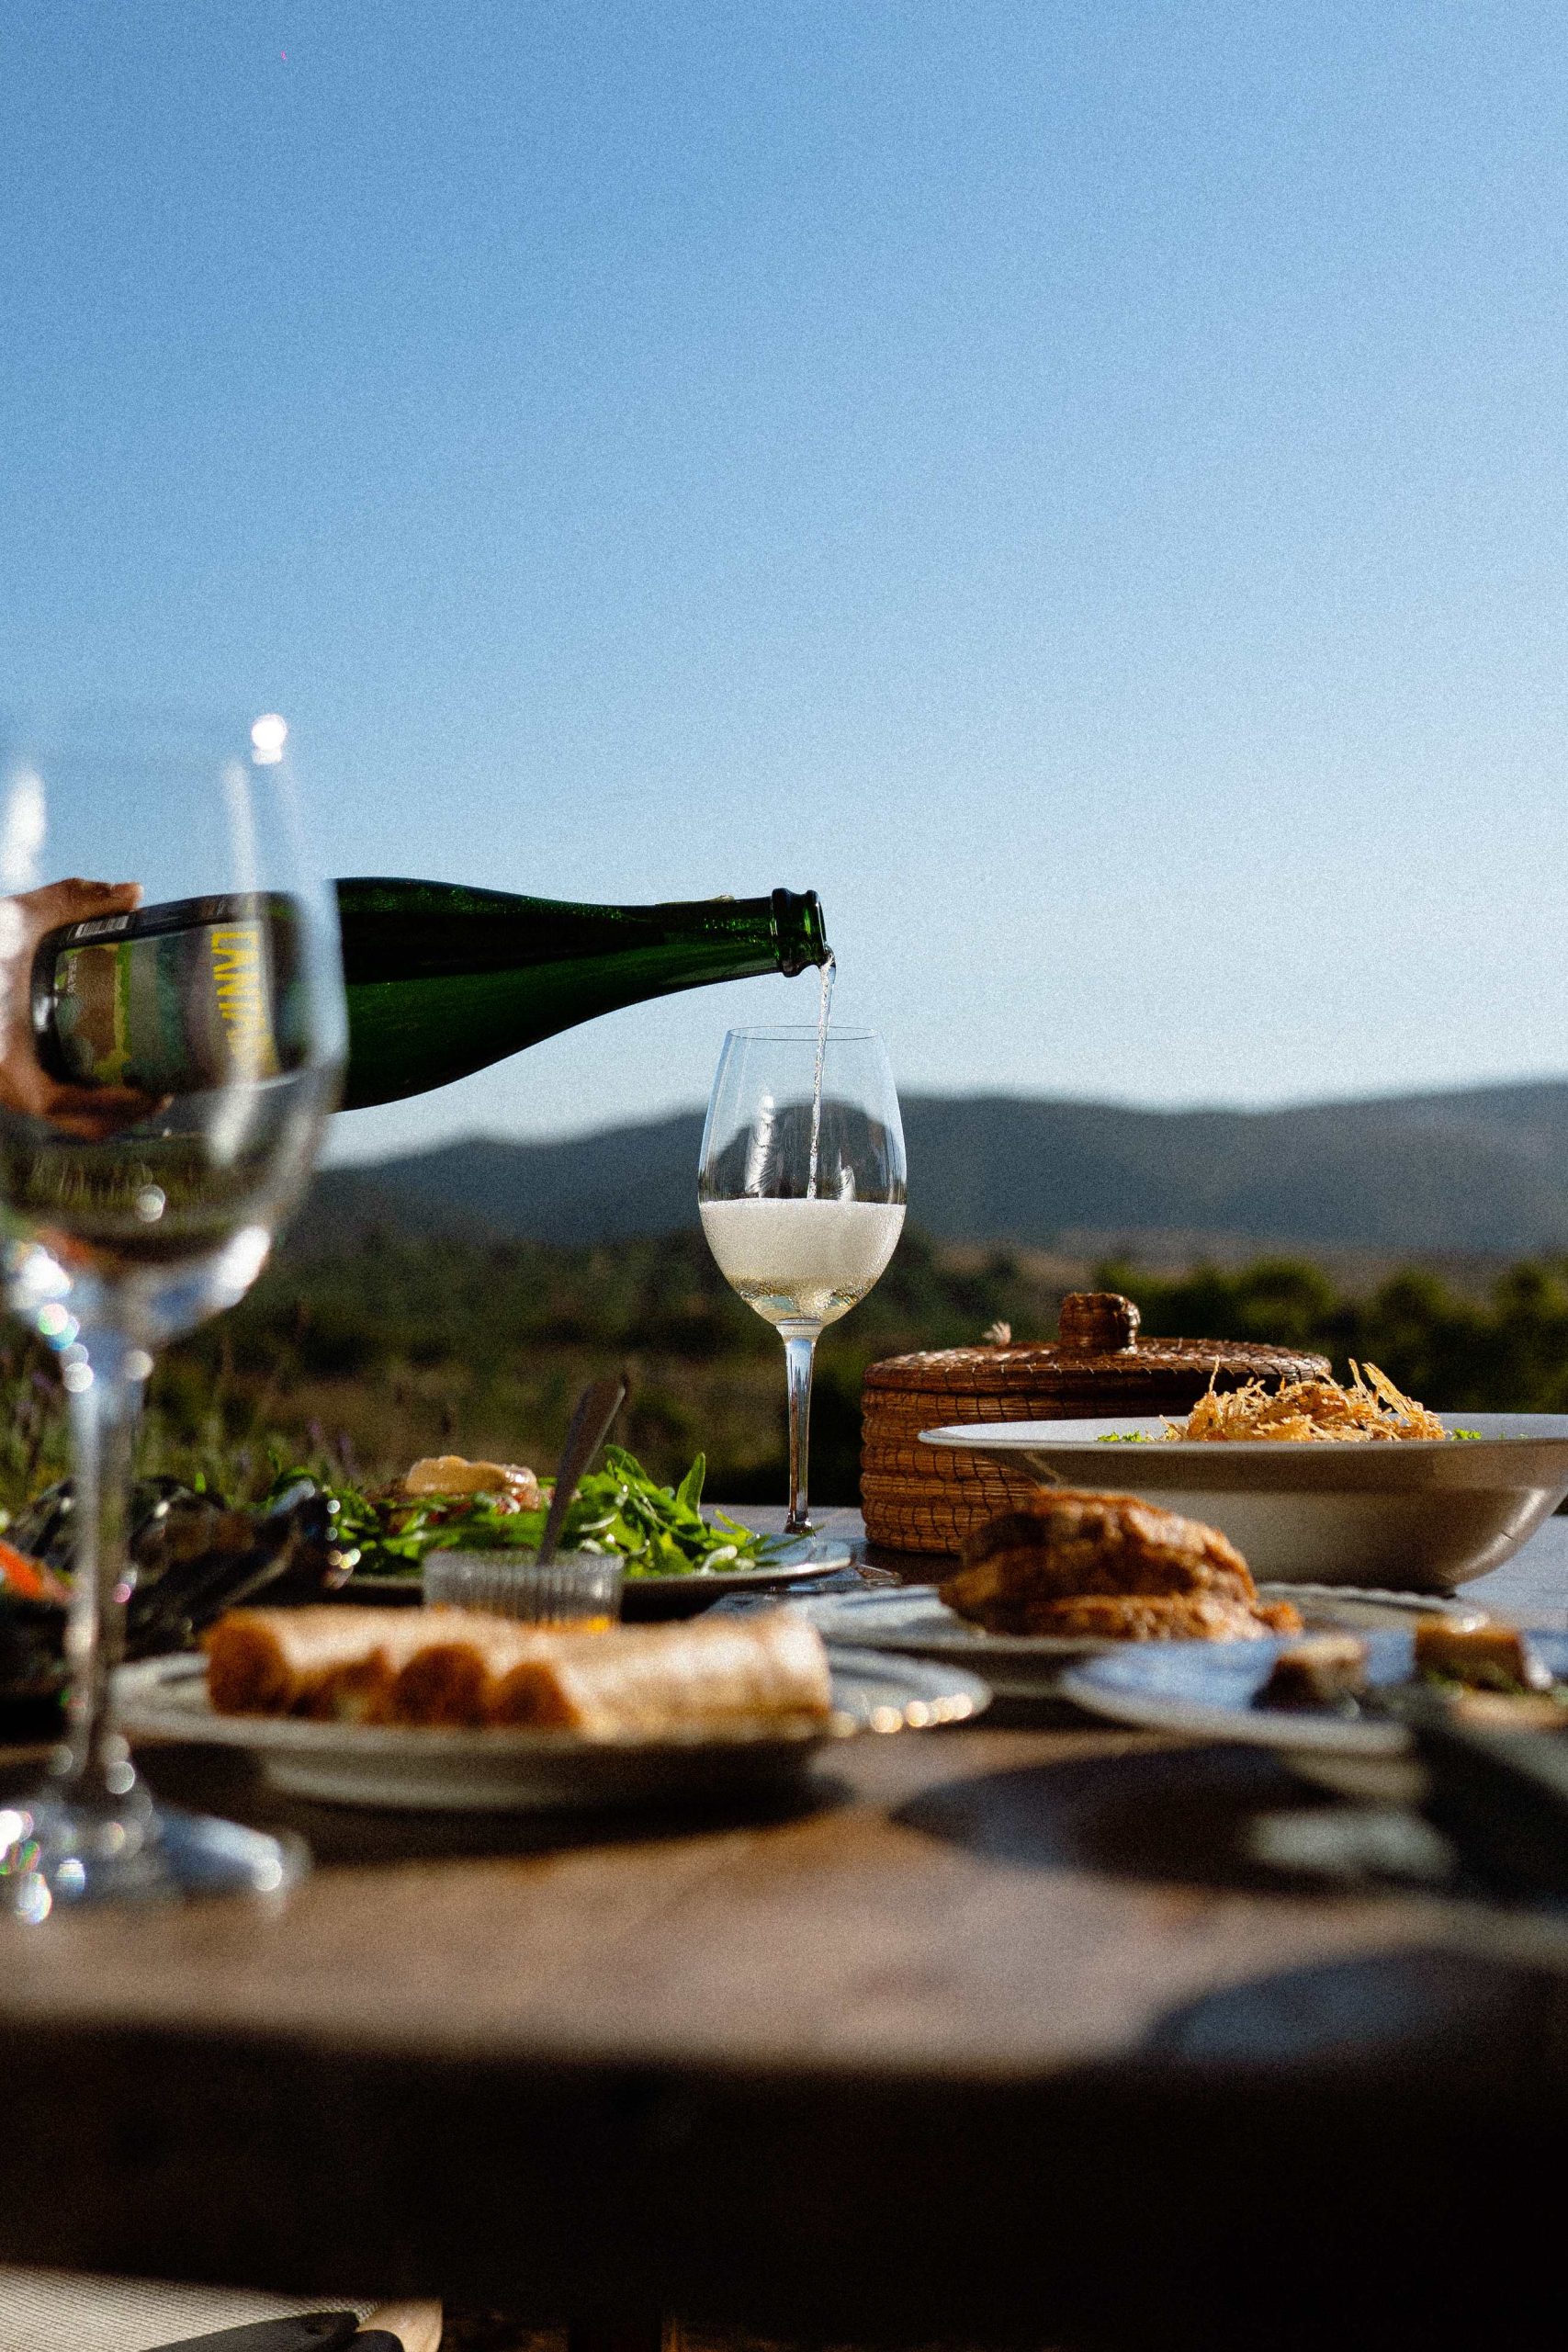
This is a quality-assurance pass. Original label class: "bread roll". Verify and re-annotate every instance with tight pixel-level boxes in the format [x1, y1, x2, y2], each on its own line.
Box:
[205, 1606, 450, 1720]
[490, 1611, 833, 1735]
[205, 1604, 833, 1736]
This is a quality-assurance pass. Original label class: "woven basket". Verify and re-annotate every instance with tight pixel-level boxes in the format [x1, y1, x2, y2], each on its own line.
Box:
[860, 1291, 1328, 1555]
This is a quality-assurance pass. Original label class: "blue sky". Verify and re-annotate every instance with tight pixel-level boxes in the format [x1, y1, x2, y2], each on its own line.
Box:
[6, 2, 1568, 1163]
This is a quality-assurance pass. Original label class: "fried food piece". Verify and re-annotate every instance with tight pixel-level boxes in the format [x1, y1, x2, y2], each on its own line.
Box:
[1414, 1617, 1551, 1693]
[1254, 1600, 1305, 1635]
[1026, 1593, 1276, 1643]
[402, 1454, 541, 1507]
[942, 1488, 1257, 1634]
[1174, 1362, 1447, 1442]
[1261, 1634, 1370, 1709]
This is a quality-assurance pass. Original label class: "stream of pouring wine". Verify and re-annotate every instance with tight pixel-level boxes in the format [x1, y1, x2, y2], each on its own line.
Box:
[806, 952, 836, 1199]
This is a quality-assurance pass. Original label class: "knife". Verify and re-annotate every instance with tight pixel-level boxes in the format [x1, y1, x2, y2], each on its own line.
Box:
[536, 1374, 629, 1566]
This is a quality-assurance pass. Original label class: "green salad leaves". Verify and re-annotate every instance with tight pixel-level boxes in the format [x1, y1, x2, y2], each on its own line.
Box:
[265, 1446, 784, 1580]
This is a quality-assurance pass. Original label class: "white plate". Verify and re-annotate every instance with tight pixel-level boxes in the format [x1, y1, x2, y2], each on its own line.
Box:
[796, 1582, 1476, 1699]
[114, 1645, 989, 1813]
[917, 1412, 1568, 1591]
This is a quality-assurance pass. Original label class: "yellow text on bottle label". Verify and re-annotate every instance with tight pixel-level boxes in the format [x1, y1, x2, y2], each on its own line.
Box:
[210, 927, 281, 1079]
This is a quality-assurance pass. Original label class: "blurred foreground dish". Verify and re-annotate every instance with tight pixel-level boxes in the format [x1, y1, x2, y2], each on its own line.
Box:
[1258, 1613, 1568, 1733]
[0, 1477, 348, 1727]
[204, 1604, 834, 1736]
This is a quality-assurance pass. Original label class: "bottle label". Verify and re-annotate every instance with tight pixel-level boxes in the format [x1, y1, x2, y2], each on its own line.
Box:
[38, 893, 306, 1094]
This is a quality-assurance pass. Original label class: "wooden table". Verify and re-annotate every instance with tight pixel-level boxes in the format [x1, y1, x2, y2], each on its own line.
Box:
[2, 1514, 1568, 2350]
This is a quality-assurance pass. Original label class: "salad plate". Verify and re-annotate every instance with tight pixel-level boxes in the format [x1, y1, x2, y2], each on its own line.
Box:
[115, 1643, 986, 1813]
[795, 1582, 1478, 1700]
[918, 1413, 1568, 1590]
[325, 1445, 848, 1618]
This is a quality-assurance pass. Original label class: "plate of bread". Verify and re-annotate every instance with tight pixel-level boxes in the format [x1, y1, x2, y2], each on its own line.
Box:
[114, 1607, 989, 1810]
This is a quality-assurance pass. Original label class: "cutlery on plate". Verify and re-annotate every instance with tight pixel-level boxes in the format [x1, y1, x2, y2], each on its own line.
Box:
[536, 1374, 628, 1566]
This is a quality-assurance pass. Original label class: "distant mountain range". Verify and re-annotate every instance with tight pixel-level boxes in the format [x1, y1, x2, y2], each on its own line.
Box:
[299, 1080, 1568, 1261]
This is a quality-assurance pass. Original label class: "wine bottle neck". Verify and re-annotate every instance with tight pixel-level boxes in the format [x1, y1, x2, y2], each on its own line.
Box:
[332, 880, 830, 985]
[770, 888, 829, 978]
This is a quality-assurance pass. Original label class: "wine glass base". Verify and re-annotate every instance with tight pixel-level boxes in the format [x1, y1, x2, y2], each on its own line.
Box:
[0, 1792, 309, 1918]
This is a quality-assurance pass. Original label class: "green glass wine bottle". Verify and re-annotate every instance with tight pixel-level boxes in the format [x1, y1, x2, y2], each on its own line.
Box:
[335, 879, 829, 1109]
[32, 880, 829, 1110]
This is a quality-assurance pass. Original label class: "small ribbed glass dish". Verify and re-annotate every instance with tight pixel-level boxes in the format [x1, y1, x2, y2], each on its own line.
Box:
[423, 1549, 624, 1628]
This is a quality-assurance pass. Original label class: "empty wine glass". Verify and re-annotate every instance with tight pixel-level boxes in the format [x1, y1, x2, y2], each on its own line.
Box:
[0, 707, 345, 1912]
[699, 1024, 906, 1542]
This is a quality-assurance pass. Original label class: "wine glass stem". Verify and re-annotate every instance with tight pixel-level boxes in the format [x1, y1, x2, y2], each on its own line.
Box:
[784, 1330, 818, 1535]
[56, 1331, 147, 1805]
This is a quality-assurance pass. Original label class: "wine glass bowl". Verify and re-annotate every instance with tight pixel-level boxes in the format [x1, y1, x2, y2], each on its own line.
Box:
[0, 707, 344, 1912]
[699, 1023, 906, 1536]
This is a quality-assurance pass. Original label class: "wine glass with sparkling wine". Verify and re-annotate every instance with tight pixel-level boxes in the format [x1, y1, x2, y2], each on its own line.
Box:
[0, 708, 344, 1913]
[699, 1024, 906, 1542]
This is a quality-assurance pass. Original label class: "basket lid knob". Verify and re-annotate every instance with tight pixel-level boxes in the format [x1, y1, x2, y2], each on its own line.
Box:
[1057, 1290, 1140, 1352]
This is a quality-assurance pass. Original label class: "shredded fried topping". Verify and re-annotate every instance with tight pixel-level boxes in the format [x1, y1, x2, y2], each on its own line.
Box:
[1170, 1361, 1450, 1443]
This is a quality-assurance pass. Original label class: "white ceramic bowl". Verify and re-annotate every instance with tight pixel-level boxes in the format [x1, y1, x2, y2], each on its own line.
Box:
[917, 1411, 1568, 1591]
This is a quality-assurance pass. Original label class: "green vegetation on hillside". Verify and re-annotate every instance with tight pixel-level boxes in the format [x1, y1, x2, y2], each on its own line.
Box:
[147, 1225, 1048, 1510]
[4, 1233, 1568, 1518]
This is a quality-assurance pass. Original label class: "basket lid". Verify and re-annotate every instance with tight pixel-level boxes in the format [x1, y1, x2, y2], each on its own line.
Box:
[863, 1291, 1327, 1397]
